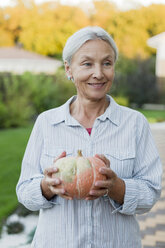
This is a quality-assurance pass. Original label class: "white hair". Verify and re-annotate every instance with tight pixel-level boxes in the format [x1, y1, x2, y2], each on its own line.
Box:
[62, 26, 118, 65]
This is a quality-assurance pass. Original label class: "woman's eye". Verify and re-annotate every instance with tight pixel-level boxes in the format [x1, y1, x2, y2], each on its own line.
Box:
[83, 62, 92, 67]
[104, 61, 111, 66]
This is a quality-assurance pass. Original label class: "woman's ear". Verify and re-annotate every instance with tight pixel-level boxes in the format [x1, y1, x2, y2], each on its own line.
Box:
[64, 61, 72, 79]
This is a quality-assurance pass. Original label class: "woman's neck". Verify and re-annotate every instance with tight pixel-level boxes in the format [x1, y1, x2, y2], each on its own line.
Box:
[70, 96, 109, 128]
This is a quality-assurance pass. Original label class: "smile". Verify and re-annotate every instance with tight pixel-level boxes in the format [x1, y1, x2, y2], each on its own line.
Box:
[87, 83, 106, 89]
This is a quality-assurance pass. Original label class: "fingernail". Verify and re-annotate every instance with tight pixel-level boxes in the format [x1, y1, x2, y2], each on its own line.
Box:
[95, 154, 100, 157]
[99, 167, 105, 172]
[54, 178, 60, 184]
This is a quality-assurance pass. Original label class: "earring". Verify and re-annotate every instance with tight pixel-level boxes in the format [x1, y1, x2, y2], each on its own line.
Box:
[67, 76, 71, 80]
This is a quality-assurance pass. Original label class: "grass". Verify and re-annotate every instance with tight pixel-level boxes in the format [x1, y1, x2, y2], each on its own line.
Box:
[0, 125, 32, 230]
[137, 109, 165, 123]
[0, 108, 165, 231]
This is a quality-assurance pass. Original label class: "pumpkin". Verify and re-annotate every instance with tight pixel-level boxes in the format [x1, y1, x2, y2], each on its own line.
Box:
[52, 150, 106, 199]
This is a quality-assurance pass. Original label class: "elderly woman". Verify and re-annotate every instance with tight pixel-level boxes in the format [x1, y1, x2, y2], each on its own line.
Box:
[16, 26, 162, 248]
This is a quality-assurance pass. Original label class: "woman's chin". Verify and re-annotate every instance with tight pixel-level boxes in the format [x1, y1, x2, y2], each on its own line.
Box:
[85, 92, 107, 102]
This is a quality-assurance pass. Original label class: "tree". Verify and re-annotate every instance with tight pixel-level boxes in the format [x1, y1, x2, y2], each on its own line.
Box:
[0, 0, 165, 59]
[19, 2, 89, 56]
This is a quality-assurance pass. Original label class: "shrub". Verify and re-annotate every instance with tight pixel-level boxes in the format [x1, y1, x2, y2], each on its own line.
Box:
[0, 69, 76, 129]
[0, 73, 34, 128]
[25, 68, 76, 114]
[126, 58, 158, 107]
[112, 96, 129, 106]
[112, 55, 159, 107]
[20, 69, 76, 115]
[6, 221, 24, 234]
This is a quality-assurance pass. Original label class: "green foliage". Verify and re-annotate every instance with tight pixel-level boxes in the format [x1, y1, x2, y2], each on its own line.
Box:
[52, 68, 77, 107]
[137, 109, 165, 123]
[112, 55, 159, 107]
[0, 73, 34, 128]
[0, 58, 163, 129]
[6, 221, 24, 234]
[0, 69, 76, 129]
[22, 69, 76, 114]
[20, 72, 58, 114]
[125, 58, 158, 107]
[112, 96, 129, 107]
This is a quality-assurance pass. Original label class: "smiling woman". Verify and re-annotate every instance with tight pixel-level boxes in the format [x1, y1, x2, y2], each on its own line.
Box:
[65, 39, 115, 105]
[65, 39, 115, 128]
[16, 26, 162, 248]
[63, 26, 118, 128]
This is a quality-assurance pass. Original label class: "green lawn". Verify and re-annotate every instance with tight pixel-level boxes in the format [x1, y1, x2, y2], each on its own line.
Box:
[0, 108, 165, 231]
[0, 125, 32, 229]
[137, 109, 165, 123]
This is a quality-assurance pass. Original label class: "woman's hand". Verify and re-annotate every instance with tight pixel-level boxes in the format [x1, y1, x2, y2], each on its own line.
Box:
[86, 154, 125, 204]
[41, 151, 73, 201]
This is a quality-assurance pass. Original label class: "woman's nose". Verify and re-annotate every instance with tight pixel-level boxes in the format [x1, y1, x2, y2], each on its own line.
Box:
[92, 65, 104, 79]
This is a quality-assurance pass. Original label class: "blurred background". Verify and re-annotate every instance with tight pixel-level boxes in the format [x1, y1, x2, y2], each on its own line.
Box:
[0, 0, 165, 247]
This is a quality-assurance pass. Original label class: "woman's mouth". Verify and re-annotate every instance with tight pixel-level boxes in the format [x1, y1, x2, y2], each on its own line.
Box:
[87, 83, 106, 89]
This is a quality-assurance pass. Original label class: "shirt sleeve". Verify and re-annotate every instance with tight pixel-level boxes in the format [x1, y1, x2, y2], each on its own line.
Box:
[16, 114, 59, 211]
[108, 114, 162, 215]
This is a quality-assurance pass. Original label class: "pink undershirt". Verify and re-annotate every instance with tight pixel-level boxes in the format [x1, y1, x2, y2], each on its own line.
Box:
[86, 128, 92, 135]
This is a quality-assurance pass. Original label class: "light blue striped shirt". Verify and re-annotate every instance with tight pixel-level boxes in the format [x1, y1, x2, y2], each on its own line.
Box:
[16, 95, 162, 248]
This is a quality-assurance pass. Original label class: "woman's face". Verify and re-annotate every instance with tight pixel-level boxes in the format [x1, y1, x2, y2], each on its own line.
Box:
[65, 39, 115, 101]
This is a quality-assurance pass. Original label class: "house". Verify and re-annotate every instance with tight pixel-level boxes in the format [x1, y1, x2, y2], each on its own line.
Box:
[0, 46, 62, 74]
[147, 32, 165, 95]
[147, 32, 165, 78]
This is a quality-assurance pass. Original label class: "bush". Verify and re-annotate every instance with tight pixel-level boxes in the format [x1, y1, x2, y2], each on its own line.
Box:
[6, 221, 24, 234]
[0, 73, 34, 128]
[112, 96, 129, 106]
[0, 69, 76, 129]
[25, 68, 76, 114]
[112, 55, 159, 107]
[126, 58, 158, 107]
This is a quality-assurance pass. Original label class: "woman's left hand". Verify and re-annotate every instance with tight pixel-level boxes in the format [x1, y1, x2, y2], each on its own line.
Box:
[85, 154, 125, 204]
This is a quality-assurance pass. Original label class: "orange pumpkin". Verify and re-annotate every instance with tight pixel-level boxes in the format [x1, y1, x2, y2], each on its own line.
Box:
[52, 150, 106, 199]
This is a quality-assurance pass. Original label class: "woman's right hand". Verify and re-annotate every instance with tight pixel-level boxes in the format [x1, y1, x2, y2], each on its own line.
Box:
[41, 151, 73, 200]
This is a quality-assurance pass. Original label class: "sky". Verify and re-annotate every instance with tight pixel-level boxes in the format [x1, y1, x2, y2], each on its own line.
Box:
[0, 0, 165, 10]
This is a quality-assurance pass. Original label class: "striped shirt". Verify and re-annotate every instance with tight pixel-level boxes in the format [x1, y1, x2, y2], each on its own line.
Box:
[16, 95, 162, 248]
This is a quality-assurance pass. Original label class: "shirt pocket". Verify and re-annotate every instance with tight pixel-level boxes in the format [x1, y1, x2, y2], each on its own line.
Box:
[40, 148, 73, 172]
[104, 149, 135, 178]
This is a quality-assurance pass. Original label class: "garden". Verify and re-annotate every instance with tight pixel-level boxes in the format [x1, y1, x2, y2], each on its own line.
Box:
[1, 0, 165, 243]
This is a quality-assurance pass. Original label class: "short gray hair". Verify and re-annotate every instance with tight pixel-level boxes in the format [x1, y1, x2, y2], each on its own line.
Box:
[62, 26, 118, 65]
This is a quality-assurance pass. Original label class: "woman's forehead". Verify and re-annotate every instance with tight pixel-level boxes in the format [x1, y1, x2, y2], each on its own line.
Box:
[72, 39, 115, 61]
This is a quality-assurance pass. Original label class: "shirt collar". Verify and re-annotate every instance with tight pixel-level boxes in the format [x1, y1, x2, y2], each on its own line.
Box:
[49, 96, 79, 126]
[96, 95, 120, 126]
[49, 95, 121, 127]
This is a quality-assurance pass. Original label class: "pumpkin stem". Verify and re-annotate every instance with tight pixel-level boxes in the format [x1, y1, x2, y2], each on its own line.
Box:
[77, 150, 83, 157]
